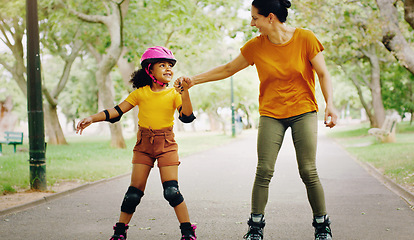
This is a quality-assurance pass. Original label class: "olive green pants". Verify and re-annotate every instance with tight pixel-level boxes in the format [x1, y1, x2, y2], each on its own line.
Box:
[252, 112, 327, 216]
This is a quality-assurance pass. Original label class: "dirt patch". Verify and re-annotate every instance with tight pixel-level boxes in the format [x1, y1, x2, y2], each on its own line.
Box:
[0, 181, 83, 211]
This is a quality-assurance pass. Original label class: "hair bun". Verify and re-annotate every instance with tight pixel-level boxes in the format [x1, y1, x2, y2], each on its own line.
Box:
[281, 0, 291, 8]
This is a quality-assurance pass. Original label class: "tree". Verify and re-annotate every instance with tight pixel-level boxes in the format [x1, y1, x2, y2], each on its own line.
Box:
[381, 62, 414, 123]
[66, 0, 130, 148]
[376, 0, 414, 75]
[116, 0, 243, 132]
[405, 0, 414, 28]
[39, 3, 86, 144]
[293, 0, 390, 127]
[41, 36, 83, 145]
[0, 1, 27, 96]
[0, 0, 83, 145]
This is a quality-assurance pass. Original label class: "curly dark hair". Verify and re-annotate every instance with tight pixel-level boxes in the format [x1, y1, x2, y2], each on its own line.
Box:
[129, 67, 153, 89]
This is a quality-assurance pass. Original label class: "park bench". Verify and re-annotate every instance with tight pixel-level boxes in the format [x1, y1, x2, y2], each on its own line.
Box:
[368, 116, 398, 143]
[0, 131, 23, 154]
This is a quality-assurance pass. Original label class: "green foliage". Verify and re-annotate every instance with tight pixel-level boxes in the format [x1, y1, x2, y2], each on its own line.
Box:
[59, 57, 99, 120]
[0, 0, 26, 19]
[123, 0, 242, 63]
[381, 63, 414, 119]
[290, 0, 414, 121]
[2, 0, 414, 133]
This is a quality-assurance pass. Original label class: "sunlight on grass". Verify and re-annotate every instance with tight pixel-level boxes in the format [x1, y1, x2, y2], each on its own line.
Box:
[328, 121, 414, 190]
[0, 131, 234, 194]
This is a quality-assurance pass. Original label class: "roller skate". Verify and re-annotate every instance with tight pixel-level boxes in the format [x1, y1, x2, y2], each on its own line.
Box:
[313, 215, 332, 240]
[180, 222, 197, 240]
[110, 222, 129, 240]
[243, 213, 265, 240]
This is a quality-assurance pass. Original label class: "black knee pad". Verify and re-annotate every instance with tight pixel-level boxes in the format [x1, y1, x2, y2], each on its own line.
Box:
[121, 186, 144, 214]
[162, 180, 184, 207]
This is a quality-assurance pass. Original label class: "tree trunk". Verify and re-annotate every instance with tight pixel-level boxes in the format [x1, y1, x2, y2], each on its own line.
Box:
[376, 0, 414, 75]
[89, 45, 126, 148]
[74, 0, 130, 148]
[41, 37, 83, 145]
[97, 66, 126, 149]
[350, 74, 376, 127]
[0, 19, 27, 97]
[212, 110, 226, 135]
[238, 103, 253, 129]
[117, 47, 135, 88]
[44, 101, 67, 145]
[365, 45, 386, 128]
[117, 47, 138, 133]
[12, 39, 27, 97]
[207, 111, 220, 132]
[404, 0, 414, 29]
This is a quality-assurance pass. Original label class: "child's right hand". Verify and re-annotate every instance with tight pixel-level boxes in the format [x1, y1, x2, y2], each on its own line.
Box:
[174, 79, 184, 94]
[76, 117, 93, 135]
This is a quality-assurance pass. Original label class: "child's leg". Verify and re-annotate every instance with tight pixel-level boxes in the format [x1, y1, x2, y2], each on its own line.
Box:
[111, 164, 152, 239]
[159, 165, 190, 223]
[118, 163, 152, 224]
[159, 165, 196, 239]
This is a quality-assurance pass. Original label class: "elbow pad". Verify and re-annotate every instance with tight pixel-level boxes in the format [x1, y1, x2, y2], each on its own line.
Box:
[104, 105, 124, 123]
[179, 112, 196, 123]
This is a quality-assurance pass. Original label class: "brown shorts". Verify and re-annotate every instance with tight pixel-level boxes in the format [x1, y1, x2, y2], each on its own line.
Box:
[132, 126, 180, 168]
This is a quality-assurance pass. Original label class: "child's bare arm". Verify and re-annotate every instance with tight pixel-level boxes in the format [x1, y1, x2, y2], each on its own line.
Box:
[177, 80, 195, 123]
[76, 101, 134, 135]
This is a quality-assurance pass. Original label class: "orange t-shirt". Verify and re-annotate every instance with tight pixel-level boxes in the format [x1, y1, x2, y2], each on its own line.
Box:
[240, 28, 324, 119]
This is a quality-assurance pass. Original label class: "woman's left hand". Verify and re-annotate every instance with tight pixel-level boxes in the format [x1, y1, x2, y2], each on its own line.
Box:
[324, 105, 338, 128]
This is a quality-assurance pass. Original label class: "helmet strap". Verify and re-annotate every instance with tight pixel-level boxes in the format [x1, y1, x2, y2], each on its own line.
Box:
[145, 64, 166, 87]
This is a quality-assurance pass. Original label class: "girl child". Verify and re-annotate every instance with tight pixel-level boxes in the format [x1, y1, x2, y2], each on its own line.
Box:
[76, 46, 197, 240]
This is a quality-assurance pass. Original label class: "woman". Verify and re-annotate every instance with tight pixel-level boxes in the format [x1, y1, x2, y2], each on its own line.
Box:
[175, 1, 337, 239]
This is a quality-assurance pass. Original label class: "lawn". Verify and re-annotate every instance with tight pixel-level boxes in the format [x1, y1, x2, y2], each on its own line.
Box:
[327, 121, 414, 192]
[0, 131, 234, 194]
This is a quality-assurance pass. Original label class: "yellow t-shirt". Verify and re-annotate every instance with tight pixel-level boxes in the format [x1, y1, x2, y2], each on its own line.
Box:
[240, 28, 324, 119]
[125, 85, 182, 129]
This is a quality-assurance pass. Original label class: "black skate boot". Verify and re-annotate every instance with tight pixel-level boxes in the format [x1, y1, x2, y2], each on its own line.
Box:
[312, 215, 332, 240]
[180, 222, 197, 240]
[243, 213, 265, 240]
[110, 222, 129, 240]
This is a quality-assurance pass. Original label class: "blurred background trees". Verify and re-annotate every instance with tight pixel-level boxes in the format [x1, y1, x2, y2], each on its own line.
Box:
[0, 0, 413, 147]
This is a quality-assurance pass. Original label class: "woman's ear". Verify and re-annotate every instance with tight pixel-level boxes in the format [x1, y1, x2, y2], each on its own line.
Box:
[268, 12, 277, 23]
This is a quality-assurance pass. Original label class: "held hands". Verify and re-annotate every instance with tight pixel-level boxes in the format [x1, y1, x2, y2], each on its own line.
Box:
[76, 117, 93, 135]
[174, 76, 194, 94]
[324, 105, 338, 128]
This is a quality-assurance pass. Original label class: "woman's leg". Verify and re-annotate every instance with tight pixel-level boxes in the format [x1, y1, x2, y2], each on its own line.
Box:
[159, 165, 190, 223]
[290, 112, 327, 216]
[252, 116, 287, 214]
[118, 164, 152, 224]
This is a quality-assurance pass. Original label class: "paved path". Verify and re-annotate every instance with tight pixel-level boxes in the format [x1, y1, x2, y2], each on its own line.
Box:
[1, 127, 413, 239]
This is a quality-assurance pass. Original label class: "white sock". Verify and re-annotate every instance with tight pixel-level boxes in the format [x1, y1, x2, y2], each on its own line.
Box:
[315, 215, 326, 224]
[251, 214, 263, 223]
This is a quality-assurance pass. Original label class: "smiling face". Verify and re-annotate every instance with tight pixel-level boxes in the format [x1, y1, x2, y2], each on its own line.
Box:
[250, 5, 270, 35]
[150, 61, 174, 84]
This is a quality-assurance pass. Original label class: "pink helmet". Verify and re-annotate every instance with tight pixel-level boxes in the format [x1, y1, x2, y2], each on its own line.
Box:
[140, 46, 176, 67]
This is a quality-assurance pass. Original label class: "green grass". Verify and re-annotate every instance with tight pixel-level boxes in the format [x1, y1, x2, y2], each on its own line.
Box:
[327, 121, 414, 190]
[0, 131, 234, 194]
